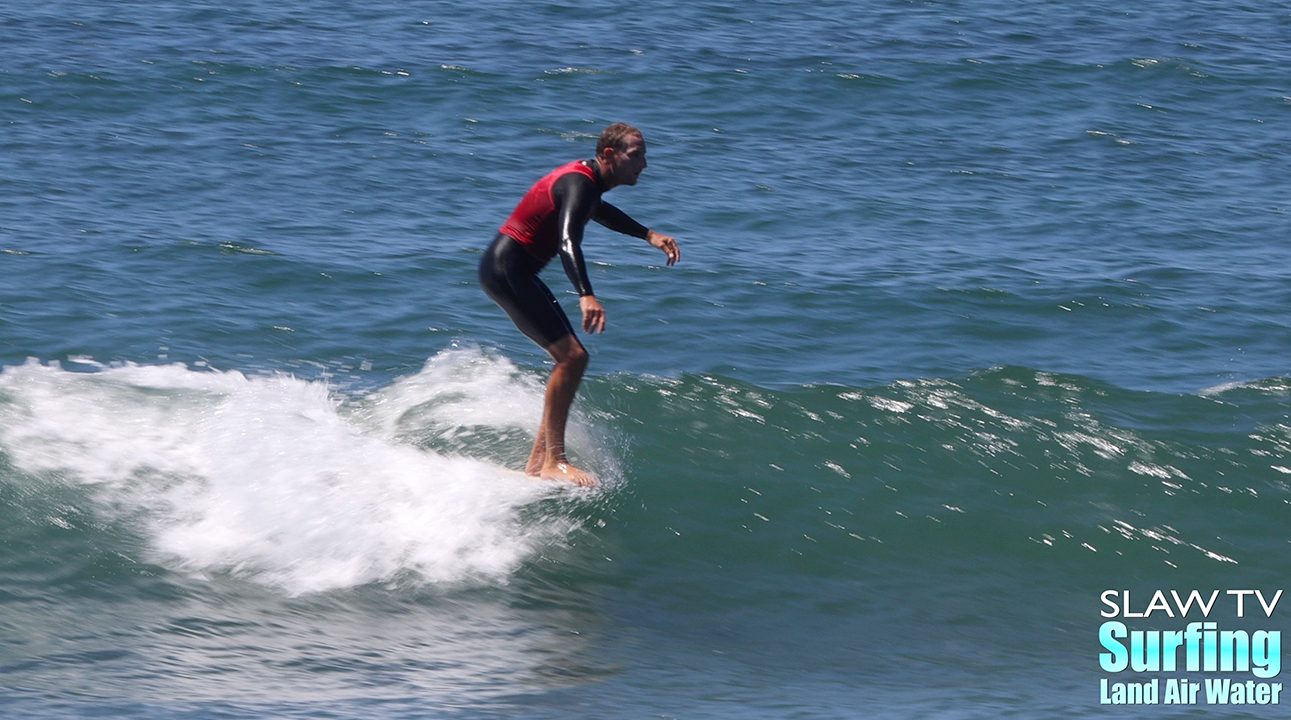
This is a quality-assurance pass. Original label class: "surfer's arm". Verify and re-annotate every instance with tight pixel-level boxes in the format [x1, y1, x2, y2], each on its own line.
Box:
[594, 201, 680, 266]
[552, 173, 599, 298]
[591, 201, 647, 238]
[552, 173, 607, 333]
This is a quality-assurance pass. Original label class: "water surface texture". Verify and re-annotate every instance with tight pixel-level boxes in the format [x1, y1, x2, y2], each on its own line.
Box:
[3, 1, 1291, 717]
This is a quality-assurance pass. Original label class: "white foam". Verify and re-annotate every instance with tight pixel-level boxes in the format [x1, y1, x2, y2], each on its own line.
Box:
[1198, 380, 1245, 397]
[0, 347, 602, 595]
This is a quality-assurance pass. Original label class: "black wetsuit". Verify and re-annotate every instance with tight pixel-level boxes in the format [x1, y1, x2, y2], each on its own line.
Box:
[479, 160, 647, 348]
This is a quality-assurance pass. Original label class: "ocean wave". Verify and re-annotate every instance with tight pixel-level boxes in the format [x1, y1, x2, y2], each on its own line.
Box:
[0, 348, 603, 595]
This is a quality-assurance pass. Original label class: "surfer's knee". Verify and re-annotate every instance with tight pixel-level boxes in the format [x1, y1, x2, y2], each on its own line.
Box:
[546, 335, 588, 372]
[563, 339, 589, 372]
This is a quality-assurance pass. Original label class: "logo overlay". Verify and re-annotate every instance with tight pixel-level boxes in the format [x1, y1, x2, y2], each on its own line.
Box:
[1099, 590, 1283, 705]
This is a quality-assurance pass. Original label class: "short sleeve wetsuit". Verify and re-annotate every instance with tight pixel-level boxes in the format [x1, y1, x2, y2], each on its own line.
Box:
[479, 159, 649, 347]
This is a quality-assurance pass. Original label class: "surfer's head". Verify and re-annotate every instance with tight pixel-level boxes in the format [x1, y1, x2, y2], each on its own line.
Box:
[596, 123, 647, 188]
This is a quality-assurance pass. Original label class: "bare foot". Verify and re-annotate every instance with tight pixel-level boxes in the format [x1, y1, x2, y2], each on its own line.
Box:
[540, 461, 597, 487]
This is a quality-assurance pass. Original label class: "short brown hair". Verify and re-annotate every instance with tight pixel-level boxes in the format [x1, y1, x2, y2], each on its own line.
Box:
[597, 122, 642, 155]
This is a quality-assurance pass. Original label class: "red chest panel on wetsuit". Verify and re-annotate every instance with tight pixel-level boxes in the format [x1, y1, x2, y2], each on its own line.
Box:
[499, 160, 596, 262]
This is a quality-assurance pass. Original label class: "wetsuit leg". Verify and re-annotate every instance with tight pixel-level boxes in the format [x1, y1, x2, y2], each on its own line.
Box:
[479, 233, 576, 348]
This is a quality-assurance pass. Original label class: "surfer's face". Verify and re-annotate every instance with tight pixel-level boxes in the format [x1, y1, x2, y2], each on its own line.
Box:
[602, 134, 647, 187]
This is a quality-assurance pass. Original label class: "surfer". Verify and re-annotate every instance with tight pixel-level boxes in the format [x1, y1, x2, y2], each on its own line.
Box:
[479, 123, 680, 486]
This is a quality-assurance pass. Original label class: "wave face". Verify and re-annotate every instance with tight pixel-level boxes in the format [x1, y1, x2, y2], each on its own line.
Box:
[3, 349, 1290, 717]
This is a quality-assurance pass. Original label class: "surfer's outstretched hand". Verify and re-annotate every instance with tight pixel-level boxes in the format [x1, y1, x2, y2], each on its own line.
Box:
[580, 295, 606, 334]
[646, 230, 680, 266]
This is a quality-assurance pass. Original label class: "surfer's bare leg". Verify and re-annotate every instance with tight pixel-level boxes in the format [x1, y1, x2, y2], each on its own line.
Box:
[525, 335, 595, 486]
[524, 426, 548, 476]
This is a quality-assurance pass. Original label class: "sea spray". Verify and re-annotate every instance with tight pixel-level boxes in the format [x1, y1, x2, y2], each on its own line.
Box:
[0, 352, 600, 594]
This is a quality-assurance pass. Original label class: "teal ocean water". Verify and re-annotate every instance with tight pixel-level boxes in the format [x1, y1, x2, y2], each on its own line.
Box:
[3, 2, 1291, 717]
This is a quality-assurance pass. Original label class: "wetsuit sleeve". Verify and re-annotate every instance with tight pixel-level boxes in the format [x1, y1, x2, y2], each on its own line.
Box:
[551, 172, 600, 297]
[592, 201, 649, 240]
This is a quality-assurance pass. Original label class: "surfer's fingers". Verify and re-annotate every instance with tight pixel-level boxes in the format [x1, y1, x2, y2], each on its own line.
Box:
[582, 307, 605, 333]
[664, 239, 680, 265]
